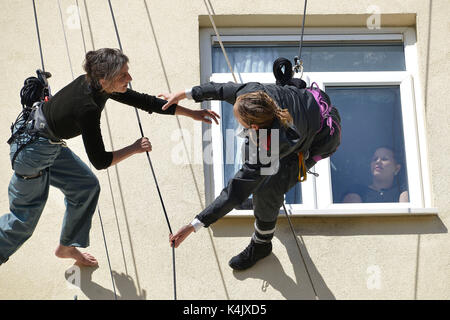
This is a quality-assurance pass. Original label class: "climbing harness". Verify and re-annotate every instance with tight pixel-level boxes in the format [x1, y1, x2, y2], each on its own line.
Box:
[107, 0, 177, 300]
[298, 152, 307, 182]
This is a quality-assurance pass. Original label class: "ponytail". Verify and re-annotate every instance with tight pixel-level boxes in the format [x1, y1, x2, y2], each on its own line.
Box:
[235, 91, 293, 128]
[274, 107, 293, 128]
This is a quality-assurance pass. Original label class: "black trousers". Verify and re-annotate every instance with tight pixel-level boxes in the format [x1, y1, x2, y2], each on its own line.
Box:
[251, 153, 299, 243]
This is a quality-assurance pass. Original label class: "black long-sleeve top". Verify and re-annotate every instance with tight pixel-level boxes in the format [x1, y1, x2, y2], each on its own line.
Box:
[191, 82, 340, 227]
[42, 75, 177, 170]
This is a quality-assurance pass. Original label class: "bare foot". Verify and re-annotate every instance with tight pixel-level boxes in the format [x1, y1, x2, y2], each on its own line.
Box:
[55, 245, 98, 267]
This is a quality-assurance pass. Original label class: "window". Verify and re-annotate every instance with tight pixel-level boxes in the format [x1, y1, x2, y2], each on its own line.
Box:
[200, 27, 434, 216]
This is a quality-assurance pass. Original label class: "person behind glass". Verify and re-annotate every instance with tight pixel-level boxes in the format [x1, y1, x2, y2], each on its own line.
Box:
[0, 48, 219, 267]
[342, 146, 409, 203]
[160, 79, 341, 271]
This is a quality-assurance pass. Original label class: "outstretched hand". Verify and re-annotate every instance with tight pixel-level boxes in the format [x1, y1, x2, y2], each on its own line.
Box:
[190, 109, 220, 124]
[158, 91, 185, 111]
[169, 224, 194, 248]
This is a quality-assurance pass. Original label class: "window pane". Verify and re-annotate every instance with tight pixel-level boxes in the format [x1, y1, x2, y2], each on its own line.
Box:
[326, 86, 409, 203]
[221, 101, 302, 207]
[212, 43, 406, 73]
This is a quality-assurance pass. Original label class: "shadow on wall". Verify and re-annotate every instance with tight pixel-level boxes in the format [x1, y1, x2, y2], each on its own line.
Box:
[65, 266, 146, 300]
[233, 231, 335, 300]
[212, 215, 447, 299]
[211, 215, 447, 237]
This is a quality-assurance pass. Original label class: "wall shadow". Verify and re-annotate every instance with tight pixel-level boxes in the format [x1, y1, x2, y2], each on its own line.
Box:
[65, 265, 146, 300]
[232, 230, 336, 300]
[212, 214, 447, 300]
[211, 215, 447, 237]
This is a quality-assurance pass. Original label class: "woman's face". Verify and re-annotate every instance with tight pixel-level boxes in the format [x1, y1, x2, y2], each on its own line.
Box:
[100, 63, 132, 93]
[370, 148, 400, 180]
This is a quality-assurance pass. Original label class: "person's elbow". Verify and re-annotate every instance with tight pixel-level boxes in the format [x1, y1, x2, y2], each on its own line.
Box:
[89, 153, 113, 170]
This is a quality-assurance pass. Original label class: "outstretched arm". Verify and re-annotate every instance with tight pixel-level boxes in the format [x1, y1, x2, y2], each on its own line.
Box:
[160, 81, 252, 111]
[169, 160, 269, 248]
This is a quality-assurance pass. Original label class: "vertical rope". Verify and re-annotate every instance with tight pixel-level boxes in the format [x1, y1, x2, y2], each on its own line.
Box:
[202, 0, 238, 84]
[32, 0, 45, 71]
[203, 0, 318, 299]
[297, 0, 308, 63]
[282, 203, 319, 299]
[56, 0, 118, 300]
[107, 0, 176, 300]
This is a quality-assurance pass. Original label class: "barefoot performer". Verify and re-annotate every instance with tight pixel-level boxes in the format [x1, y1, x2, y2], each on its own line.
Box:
[0, 48, 219, 267]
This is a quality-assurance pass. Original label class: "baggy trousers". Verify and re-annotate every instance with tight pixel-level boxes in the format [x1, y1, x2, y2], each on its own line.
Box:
[0, 135, 100, 265]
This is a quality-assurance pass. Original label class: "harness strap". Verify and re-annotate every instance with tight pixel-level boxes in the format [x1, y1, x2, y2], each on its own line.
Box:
[298, 152, 307, 182]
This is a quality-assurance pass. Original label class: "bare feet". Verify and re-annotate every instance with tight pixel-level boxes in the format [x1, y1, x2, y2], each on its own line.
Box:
[55, 244, 98, 267]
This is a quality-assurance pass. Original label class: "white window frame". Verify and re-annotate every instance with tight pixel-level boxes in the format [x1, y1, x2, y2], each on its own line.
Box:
[200, 27, 436, 217]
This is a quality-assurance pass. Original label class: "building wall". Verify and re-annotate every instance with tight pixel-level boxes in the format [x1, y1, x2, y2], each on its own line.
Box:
[0, 0, 448, 299]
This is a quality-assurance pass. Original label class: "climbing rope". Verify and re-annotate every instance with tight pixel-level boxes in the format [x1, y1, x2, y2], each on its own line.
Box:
[203, 0, 319, 299]
[57, 0, 119, 300]
[203, 0, 238, 84]
[107, 0, 177, 300]
[32, 0, 45, 72]
[293, 0, 308, 76]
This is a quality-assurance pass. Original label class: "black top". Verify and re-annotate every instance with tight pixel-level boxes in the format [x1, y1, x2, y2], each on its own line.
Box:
[192, 82, 341, 227]
[344, 183, 408, 203]
[42, 75, 176, 169]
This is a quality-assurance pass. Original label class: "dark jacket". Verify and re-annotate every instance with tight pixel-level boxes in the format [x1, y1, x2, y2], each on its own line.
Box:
[192, 82, 341, 227]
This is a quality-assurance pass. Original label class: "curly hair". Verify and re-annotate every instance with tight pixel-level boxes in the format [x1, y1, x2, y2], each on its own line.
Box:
[82, 48, 129, 91]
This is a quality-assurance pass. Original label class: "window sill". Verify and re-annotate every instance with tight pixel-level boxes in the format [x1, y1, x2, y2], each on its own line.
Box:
[226, 207, 438, 218]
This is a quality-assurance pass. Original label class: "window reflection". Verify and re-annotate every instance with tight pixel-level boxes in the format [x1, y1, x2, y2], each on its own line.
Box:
[213, 43, 406, 73]
[327, 86, 409, 203]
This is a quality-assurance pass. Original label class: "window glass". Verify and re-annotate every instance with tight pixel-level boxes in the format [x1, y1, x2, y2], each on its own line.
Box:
[326, 86, 409, 203]
[212, 41, 408, 208]
[212, 43, 406, 73]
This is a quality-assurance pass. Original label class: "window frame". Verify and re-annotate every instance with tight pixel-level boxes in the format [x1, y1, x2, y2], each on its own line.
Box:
[199, 27, 436, 217]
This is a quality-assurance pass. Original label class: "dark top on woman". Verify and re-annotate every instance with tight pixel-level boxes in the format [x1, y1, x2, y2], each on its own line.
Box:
[42, 75, 176, 170]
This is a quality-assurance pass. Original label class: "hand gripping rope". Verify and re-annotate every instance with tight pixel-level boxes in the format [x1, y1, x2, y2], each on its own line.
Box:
[107, 0, 177, 300]
[203, 0, 319, 299]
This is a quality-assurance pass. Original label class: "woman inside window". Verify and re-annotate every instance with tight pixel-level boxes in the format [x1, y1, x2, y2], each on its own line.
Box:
[342, 146, 409, 203]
